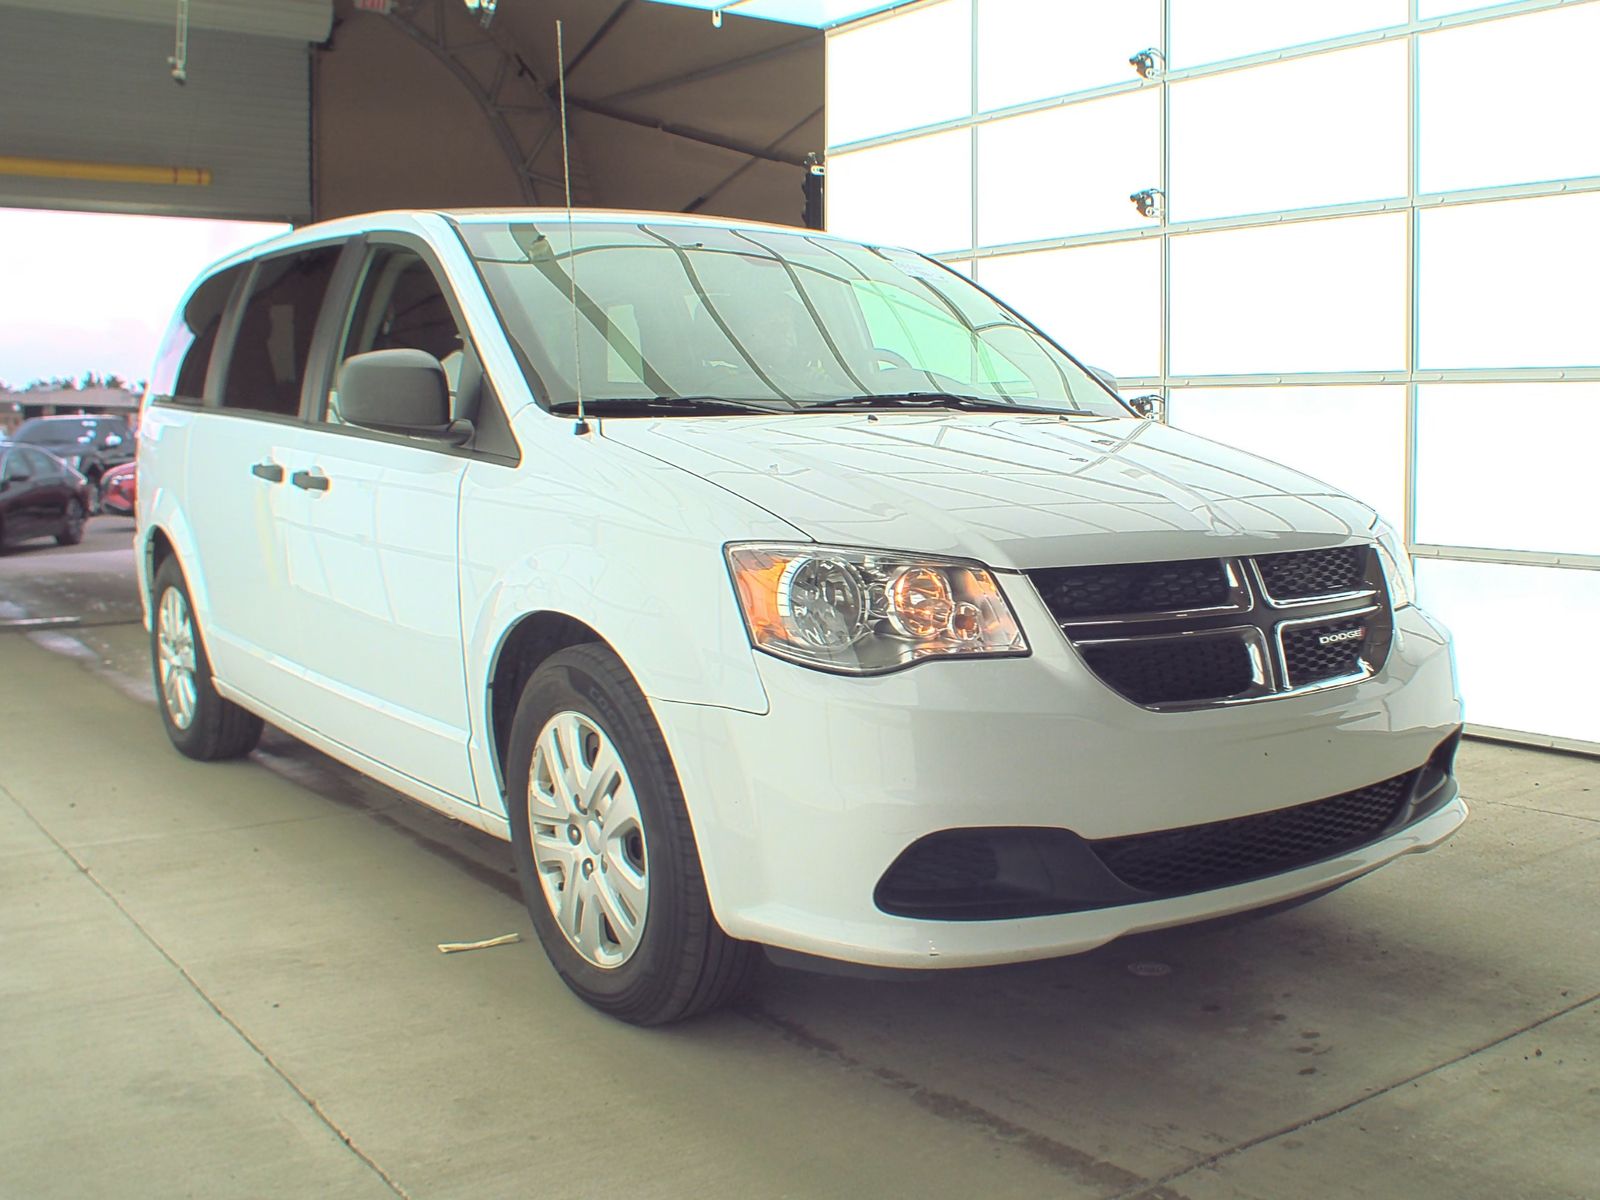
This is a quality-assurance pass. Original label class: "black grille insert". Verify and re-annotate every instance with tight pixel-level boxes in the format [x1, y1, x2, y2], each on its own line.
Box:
[1257, 546, 1368, 600]
[877, 832, 998, 899]
[1091, 772, 1415, 896]
[1282, 618, 1370, 687]
[1030, 558, 1232, 621]
[1079, 636, 1256, 706]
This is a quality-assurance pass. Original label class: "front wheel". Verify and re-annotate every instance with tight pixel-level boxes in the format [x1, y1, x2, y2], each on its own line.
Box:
[506, 644, 757, 1025]
[150, 557, 263, 760]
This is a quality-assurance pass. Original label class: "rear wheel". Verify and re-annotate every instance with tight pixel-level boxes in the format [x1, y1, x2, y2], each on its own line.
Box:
[506, 644, 757, 1025]
[55, 498, 85, 546]
[151, 557, 263, 760]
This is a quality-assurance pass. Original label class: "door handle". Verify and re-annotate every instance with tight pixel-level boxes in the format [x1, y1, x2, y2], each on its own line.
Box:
[291, 469, 330, 492]
[251, 462, 284, 483]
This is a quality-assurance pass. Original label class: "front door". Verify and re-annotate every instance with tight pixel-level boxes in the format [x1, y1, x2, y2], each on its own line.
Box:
[275, 241, 475, 800]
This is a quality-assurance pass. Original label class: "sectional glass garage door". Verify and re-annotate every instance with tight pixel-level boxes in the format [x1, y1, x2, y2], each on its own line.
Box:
[825, 0, 1600, 750]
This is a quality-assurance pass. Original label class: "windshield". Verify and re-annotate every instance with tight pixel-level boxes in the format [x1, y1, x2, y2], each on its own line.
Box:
[16, 420, 103, 446]
[459, 221, 1125, 416]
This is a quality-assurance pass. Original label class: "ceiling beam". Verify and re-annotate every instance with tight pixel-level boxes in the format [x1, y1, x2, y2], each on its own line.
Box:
[566, 96, 809, 167]
[559, 0, 636, 85]
[683, 105, 821, 213]
[598, 34, 817, 106]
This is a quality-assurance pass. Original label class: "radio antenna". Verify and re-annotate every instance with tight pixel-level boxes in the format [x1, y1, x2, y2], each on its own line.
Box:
[556, 20, 588, 435]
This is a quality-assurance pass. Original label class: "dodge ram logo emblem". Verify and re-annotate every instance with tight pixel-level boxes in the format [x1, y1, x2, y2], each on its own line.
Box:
[1318, 627, 1364, 647]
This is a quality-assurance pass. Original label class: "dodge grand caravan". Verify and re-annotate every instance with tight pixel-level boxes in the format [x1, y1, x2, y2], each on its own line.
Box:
[138, 210, 1466, 1025]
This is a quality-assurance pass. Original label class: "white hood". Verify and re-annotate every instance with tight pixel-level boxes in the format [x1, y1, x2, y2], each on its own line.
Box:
[599, 411, 1378, 571]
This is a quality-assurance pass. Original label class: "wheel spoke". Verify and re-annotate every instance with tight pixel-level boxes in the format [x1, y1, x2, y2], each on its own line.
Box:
[527, 742, 569, 822]
[544, 721, 583, 816]
[579, 739, 622, 817]
[592, 873, 641, 958]
[599, 777, 642, 838]
[560, 871, 589, 944]
[572, 871, 613, 962]
[599, 846, 647, 935]
[175, 675, 196, 723]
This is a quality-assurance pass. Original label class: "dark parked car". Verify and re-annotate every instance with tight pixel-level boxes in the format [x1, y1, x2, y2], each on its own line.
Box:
[100, 460, 137, 517]
[0, 443, 90, 549]
[11, 414, 135, 511]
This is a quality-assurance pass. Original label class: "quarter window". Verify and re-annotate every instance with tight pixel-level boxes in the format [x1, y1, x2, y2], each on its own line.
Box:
[222, 247, 343, 416]
[148, 265, 245, 405]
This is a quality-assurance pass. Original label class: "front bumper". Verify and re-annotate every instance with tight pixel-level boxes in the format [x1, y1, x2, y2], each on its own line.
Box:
[654, 593, 1464, 970]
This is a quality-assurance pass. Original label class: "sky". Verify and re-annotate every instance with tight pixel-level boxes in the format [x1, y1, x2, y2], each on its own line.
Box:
[0, 208, 288, 391]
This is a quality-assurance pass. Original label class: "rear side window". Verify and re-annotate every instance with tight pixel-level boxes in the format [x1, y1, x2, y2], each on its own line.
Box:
[221, 246, 343, 416]
[149, 265, 245, 405]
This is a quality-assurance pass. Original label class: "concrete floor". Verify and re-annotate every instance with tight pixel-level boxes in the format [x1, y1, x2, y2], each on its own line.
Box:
[1, 521, 1596, 1199]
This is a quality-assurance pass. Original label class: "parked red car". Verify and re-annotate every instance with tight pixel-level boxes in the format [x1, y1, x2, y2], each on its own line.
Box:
[100, 460, 137, 517]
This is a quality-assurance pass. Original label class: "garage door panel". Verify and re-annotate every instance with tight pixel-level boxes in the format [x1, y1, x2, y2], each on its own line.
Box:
[0, 7, 309, 221]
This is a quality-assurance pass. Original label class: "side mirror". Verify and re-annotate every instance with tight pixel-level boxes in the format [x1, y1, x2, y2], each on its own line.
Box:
[1129, 393, 1166, 422]
[337, 349, 472, 444]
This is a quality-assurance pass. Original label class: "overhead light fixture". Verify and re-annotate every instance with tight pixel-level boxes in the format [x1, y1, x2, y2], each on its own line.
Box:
[463, 0, 498, 28]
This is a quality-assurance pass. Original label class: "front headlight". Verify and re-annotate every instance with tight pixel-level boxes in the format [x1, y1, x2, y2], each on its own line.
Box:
[726, 543, 1029, 674]
[1372, 524, 1415, 609]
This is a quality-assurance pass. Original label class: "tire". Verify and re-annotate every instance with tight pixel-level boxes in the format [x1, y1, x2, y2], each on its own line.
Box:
[150, 557, 264, 761]
[506, 644, 757, 1025]
[55, 498, 85, 546]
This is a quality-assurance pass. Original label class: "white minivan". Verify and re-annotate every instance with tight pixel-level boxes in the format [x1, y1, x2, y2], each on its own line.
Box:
[138, 209, 1466, 1024]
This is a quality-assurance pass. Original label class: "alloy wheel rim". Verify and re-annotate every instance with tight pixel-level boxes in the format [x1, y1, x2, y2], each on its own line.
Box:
[156, 586, 199, 730]
[528, 710, 649, 969]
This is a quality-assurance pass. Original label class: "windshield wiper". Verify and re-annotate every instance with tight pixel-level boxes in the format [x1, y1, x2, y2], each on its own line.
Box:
[800, 393, 1092, 415]
[548, 396, 792, 416]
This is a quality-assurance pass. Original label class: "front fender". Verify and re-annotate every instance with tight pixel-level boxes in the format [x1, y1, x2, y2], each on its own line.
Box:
[458, 416, 805, 815]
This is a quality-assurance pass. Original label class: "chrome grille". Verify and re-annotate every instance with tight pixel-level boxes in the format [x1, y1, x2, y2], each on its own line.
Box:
[1029, 545, 1392, 710]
